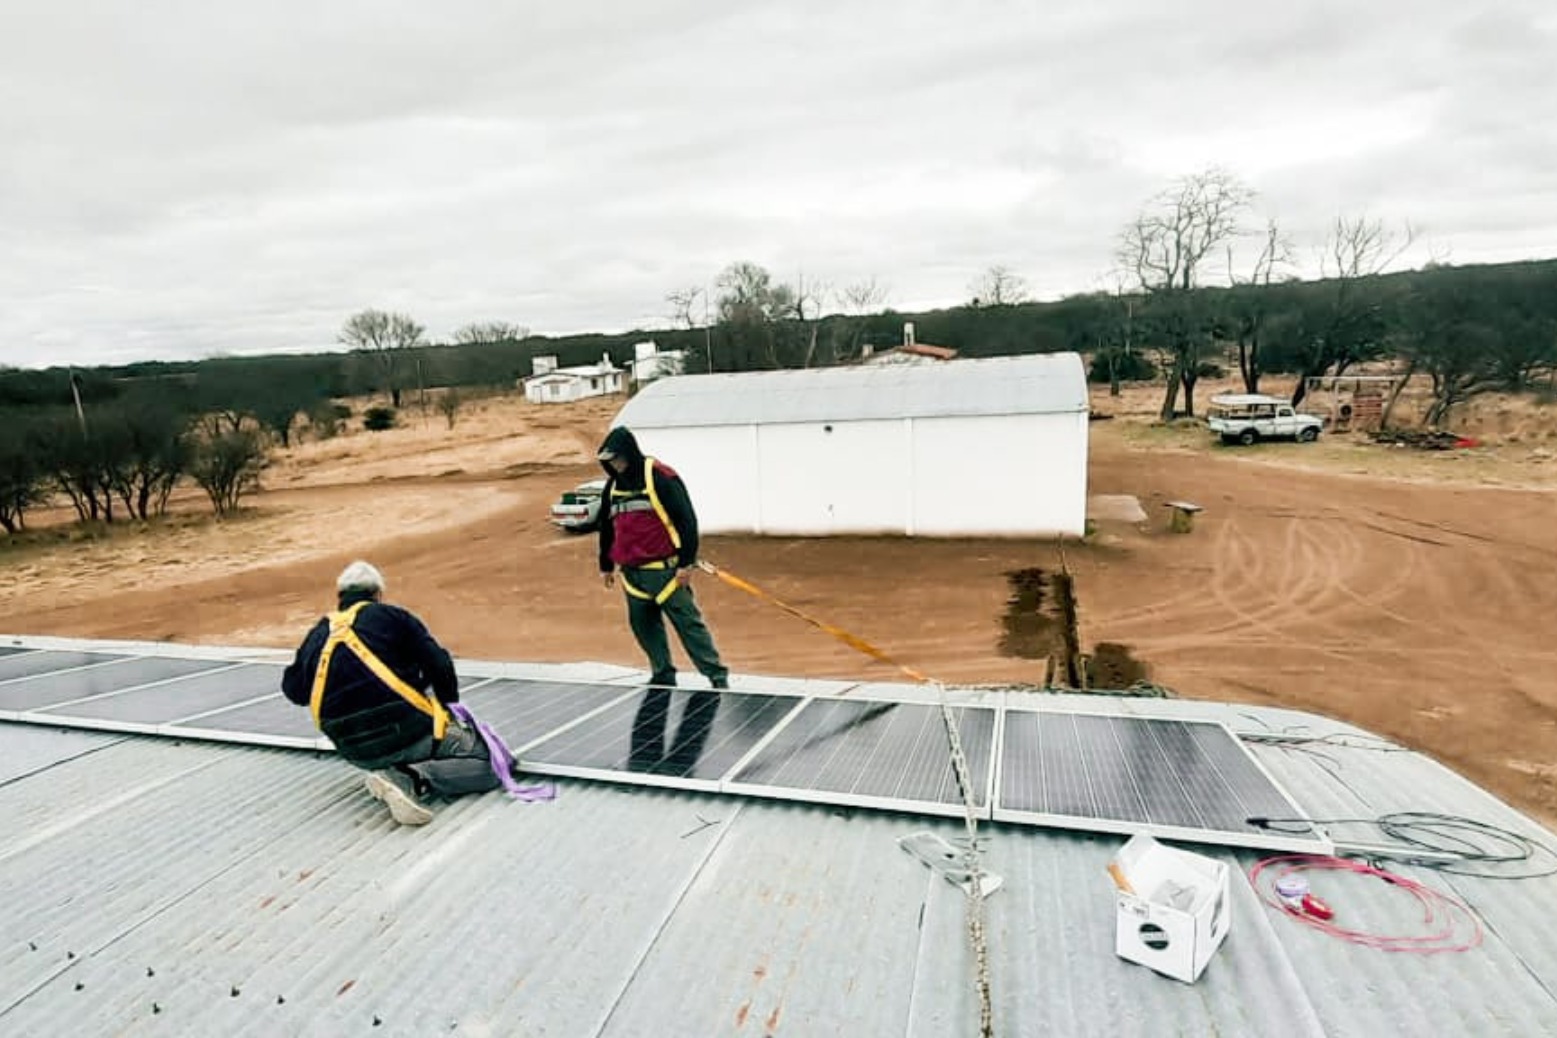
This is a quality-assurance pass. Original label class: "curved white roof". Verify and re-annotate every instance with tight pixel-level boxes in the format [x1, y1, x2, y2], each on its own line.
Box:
[613, 352, 1088, 429]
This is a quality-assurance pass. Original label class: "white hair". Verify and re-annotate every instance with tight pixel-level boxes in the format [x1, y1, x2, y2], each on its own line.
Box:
[336, 560, 385, 596]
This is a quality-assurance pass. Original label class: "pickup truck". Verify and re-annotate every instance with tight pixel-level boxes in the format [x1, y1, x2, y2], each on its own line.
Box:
[549, 478, 606, 533]
[1207, 394, 1323, 446]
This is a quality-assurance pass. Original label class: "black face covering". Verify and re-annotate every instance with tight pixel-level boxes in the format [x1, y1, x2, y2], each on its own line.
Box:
[597, 427, 646, 486]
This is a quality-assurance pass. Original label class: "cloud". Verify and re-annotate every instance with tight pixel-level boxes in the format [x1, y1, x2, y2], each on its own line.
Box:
[1, 0, 1553, 367]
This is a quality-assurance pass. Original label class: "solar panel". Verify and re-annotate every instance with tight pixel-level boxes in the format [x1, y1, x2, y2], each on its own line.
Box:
[995, 711, 1326, 852]
[0, 650, 125, 684]
[519, 689, 804, 788]
[32, 663, 288, 727]
[0, 656, 229, 716]
[459, 679, 639, 749]
[0, 639, 1334, 852]
[161, 680, 318, 747]
[726, 699, 996, 819]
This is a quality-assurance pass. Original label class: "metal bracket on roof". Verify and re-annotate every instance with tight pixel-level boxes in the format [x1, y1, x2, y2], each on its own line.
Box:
[898, 831, 1003, 899]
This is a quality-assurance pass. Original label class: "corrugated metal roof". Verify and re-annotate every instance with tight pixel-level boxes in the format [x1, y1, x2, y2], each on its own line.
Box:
[2, 682, 1554, 1036]
[613, 353, 1089, 429]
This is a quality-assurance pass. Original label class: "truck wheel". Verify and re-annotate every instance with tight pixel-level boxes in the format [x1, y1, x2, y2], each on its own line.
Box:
[1297, 427, 1318, 443]
[1238, 428, 1258, 446]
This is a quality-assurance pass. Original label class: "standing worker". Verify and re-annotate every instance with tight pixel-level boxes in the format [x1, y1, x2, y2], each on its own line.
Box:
[596, 427, 727, 770]
[282, 560, 501, 825]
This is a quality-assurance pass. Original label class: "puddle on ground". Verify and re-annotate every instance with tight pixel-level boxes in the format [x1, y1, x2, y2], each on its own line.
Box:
[1087, 642, 1149, 688]
[998, 567, 1060, 660]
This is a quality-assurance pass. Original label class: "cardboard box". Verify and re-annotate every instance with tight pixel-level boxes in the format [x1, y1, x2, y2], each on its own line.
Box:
[1110, 834, 1231, 983]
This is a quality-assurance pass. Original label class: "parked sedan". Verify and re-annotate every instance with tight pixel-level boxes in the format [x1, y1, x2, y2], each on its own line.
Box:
[549, 479, 607, 533]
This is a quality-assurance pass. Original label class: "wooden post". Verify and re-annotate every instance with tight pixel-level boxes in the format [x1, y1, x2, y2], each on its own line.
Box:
[1053, 570, 1082, 688]
[1164, 500, 1203, 534]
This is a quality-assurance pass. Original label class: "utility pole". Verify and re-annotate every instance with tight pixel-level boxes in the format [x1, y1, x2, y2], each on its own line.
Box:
[68, 368, 88, 437]
[704, 286, 713, 373]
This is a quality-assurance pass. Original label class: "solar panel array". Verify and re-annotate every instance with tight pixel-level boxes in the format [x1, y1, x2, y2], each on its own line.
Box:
[0, 644, 1329, 852]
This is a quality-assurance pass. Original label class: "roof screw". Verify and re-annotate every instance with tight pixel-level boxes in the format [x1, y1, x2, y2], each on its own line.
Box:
[147, 967, 156, 977]
[75, 982, 85, 992]
[67, 951, 76, 960]
[277, 995, 286, 1005]
[153, 1003, 162, 1015]
[372, 1016, 383, 1027]
[28, 942, 36, 952]
[230, 985, 241, 998]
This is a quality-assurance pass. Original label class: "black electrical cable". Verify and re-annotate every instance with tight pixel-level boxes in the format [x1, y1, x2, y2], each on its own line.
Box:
[1245, 811, 1557, 880]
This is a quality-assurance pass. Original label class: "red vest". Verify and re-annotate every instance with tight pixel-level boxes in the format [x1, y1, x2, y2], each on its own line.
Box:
[609, 458, 681, 567]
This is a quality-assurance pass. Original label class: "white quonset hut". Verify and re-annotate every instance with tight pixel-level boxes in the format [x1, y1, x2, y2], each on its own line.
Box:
[609, 353, 1089, 537]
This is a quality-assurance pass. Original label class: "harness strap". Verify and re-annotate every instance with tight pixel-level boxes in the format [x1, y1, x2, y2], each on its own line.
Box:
[621, 573, 681, 605]
[642, 457, 682, 551]
[309, 600, 449, 740]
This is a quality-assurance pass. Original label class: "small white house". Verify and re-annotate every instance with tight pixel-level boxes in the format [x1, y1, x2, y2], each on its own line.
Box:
[629, 341, 685, 386]
[522, 352, 627, 404]
[608, 353, 1089, 537]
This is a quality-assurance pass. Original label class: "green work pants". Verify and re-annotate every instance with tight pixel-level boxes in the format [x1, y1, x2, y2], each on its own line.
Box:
[621, 568, 729, 688]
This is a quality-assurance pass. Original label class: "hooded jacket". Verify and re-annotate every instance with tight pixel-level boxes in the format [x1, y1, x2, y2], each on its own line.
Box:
[281, 589, 459, 765]
[596, 426, 700, 572]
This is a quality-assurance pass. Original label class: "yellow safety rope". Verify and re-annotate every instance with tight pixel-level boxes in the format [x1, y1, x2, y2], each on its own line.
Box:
[694, 560, 931, 684]
[308, 600, 449, 740]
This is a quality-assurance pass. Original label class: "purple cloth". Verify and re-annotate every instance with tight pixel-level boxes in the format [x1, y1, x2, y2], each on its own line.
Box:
[448, 702, 557, 802]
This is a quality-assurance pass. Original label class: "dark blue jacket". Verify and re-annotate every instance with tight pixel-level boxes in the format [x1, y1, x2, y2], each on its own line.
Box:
[281, 590, 458, 764]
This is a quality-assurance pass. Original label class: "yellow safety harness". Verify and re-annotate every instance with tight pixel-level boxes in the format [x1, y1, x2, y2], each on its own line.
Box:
[308, 600, 449, 740]
[613, 457, 684, 605]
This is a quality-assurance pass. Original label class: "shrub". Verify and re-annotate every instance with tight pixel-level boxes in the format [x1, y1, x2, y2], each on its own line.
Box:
[188, 429, 267, 516]
[1087, 351, 1157, 383]
[363, 406, 397, 431]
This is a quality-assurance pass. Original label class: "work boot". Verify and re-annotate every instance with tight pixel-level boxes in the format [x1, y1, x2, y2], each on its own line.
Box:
[365, 770, 434, 826]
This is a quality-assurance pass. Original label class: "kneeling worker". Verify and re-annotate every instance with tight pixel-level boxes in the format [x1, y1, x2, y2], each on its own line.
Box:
[282, 560, 498, 825]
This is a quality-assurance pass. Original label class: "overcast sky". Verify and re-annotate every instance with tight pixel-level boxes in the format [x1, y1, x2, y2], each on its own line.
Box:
[2, 1, 1552, 369]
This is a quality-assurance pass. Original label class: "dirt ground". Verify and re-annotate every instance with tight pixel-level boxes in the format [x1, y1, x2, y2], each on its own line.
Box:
[4, 382, 1555, 828]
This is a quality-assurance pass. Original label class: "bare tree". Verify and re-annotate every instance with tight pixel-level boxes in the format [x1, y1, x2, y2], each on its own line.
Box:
[451, 321, 528, 345]
[840, 277, 889, 315]
[835, 277, 891, 362]
[787, 272, 830, 369]
[666, 285, 716, 372]
[1224, 218, 1292, 393]
[1286, 215, 1415, 406]
[1118, 167, 1253, 418]
[969, 266, 1028, 307]
[339, 310, 425, 407]
[1322, 214, 1415, 283]
[1093, 277, 1142, 397]
[707, 262, 836, 370]
[665, 287, 705, 329]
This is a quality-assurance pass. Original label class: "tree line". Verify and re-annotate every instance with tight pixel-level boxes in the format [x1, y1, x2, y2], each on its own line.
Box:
[5, 168, 1554, 535]
[664, 170, 1556, 423]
